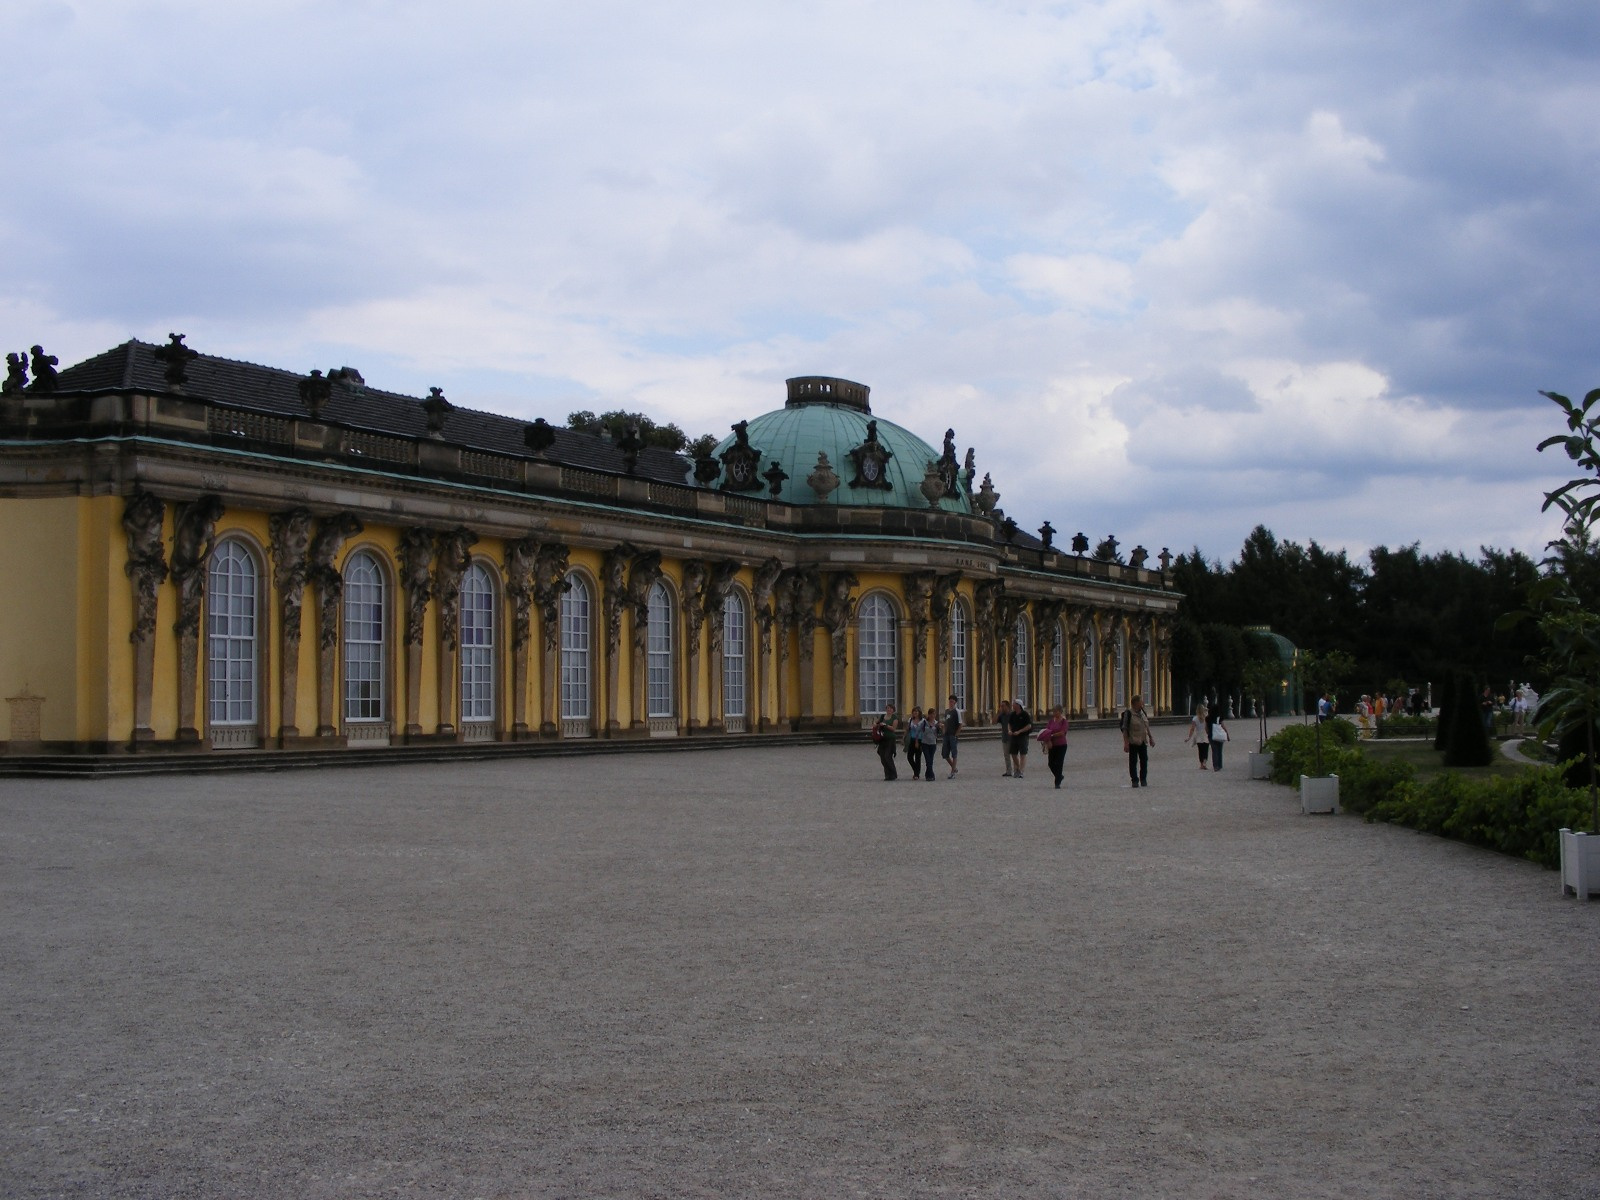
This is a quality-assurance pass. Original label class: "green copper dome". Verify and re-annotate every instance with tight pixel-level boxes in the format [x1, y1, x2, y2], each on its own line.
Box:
[710, 377, 973, 513]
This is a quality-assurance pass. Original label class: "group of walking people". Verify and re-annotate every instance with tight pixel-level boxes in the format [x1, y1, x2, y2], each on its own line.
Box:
[872, 696, 965, 782]
[1182, 701, 1229, 772]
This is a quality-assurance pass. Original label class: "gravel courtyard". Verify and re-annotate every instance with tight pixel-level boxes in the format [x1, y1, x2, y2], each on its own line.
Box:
[3, 723, 1597, 1199]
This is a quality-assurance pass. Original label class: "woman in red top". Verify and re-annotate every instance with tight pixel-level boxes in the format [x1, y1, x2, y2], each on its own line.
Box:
[1040, 705, 1070, 789]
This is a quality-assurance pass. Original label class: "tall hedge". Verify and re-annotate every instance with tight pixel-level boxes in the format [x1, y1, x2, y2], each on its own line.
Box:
[1443, 674, 1493, 768]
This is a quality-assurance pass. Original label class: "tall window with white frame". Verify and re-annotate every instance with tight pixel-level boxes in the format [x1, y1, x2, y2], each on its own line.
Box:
[1083, 625, 1097, 712]
[1013, 616, 1029, 709]
[459, 562, 495, 725]
[647, 581, 675, 719]
[1113, 629, 1127, 708]
[950, 600, 969, 713]
[342, 551, 386, 723]
[722, 591, 746, 721]
[206, 539, 257, 731]
[1051, 628, 1064, 710]
[858, 594, 897, 716]
[1142, 641, 1153, 706]
[560, 573, 591, 726]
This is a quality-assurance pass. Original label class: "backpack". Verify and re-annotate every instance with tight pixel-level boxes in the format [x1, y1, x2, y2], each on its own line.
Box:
[1119, 709, 1131, 735]
[870, 723, 883, 743]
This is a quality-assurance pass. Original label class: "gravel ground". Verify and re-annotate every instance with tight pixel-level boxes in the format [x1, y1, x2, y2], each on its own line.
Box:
[2, 720, 1597, 1199]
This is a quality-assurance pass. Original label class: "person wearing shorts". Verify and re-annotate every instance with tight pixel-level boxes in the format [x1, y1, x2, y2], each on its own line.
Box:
[1007, 701, 1033, 780]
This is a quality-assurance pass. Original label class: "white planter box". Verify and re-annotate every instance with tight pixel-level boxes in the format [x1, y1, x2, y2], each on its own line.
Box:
[1300, 774, 1340, 814]
[1249, 751, 1273, 780]
[1559, 829, 1600, 900]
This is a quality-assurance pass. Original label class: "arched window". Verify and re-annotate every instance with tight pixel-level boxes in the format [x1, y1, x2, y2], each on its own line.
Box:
[858, 594, 897, 715]
[1142, 640, 1153, 706]
[1051, 628, 1064, 710]
[949, 600, 969, 712]
[460, 562, 495, 725]
[1113, 628, 1127, 708]
[647, 581, 674, 718]
[206, 539, 258, 736]
[1013, 616, 1029, 708]
[1083, 624, 1098, 711]
[343, 551, 386, 722]
[560, 573, 591, 726]
[722, 591, 747, 722]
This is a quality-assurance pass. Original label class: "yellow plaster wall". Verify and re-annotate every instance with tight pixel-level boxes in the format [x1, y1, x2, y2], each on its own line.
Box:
[0, 497, 83, 743]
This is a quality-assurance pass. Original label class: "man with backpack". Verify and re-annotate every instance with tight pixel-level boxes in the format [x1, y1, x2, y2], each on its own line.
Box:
[1121, 694, 1154, 787]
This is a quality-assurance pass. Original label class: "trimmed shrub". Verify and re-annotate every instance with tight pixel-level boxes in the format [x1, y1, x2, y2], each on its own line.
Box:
[1375, 714, 1436, 739]
[1263, 720, 1359, 786]
[1442, 675, 1493, 768]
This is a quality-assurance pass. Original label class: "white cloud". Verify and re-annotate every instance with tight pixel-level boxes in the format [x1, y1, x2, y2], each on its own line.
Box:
[1, 0, 1596, 566]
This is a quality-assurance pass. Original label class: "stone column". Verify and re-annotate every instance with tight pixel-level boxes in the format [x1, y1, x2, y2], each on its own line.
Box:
[704, 561, 739, 733]
[601, 544, 633, 737]
[750, 559, 781, 733]
[505, 536, 538, 739]
[269, 508, 313, 741]
[433, 526, 478, 738]
[121, 491, 167, 747]
[822, 571, 857, 725]
[169, 495, 225, 743]
[626, 551, 662, 733]
[681, 560, 709, 733]
[532, 544, 570, 738]
[308, 514, 363, 738]
[397, 527, 434, 739]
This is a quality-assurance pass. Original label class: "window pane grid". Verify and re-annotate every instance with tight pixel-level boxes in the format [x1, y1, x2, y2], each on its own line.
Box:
[1084, 630, 1097, 709]
[460, 564, 495, 722]
[722, 593, 746, 718]
[647, 582, 674, 718]
[206, 542, 257, 725]
[343, 553, 385, 721]
[858, 595, 897, 715]
[1013, 617, 1028, 708]
[950, 604, 967, 711]
[560, 576, 590, 720]
[1051, 634, 1063, 709]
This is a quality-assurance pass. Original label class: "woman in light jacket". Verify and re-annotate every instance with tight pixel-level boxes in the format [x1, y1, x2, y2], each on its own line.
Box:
[1208, 708, 1229, 771]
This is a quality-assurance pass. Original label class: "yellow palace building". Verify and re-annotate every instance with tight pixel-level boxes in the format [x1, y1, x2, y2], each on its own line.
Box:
[0, 336, 1178, 758]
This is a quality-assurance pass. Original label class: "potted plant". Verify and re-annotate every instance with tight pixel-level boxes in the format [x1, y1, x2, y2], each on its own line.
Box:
[1296, 648, 1353, 813]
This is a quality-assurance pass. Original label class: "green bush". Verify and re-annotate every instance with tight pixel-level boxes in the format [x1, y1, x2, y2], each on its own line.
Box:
[1263, 720, 1358, 784]
[1266, 725, 1591, 867]
[1364, 764, 1589, 867]
[1334, 751, 1416, 816]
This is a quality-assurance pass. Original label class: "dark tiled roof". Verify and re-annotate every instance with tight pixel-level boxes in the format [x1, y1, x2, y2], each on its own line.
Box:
[54, 340, 693, 485]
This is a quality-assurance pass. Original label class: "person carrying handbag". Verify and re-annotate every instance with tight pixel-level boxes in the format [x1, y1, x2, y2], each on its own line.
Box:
[1208, 711, 1229, 771]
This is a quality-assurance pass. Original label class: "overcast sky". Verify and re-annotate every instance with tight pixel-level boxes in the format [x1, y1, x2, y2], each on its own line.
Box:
[6, 0, 1598, 567]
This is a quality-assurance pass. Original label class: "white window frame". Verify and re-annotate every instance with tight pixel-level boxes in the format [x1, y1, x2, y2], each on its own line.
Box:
[342, 551, 386, 722]
[560, 573, 591, 722]
[647, 581, 675, 718]
[1113, 629, 1127, 708]
[1013, 616, 1029, 708]
[1051, 628, 1064, 710]
[950, 600, 968, 713]
[722, 591, 746, 719]
[1084, 625, 1097, 711]
[858, 594, 897, 716]
[460, 561, 495, 723]
[206, 539, 258, 727]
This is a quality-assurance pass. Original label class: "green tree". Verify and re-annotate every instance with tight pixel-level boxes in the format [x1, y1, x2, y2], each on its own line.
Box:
[566, 409, 702, 454]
